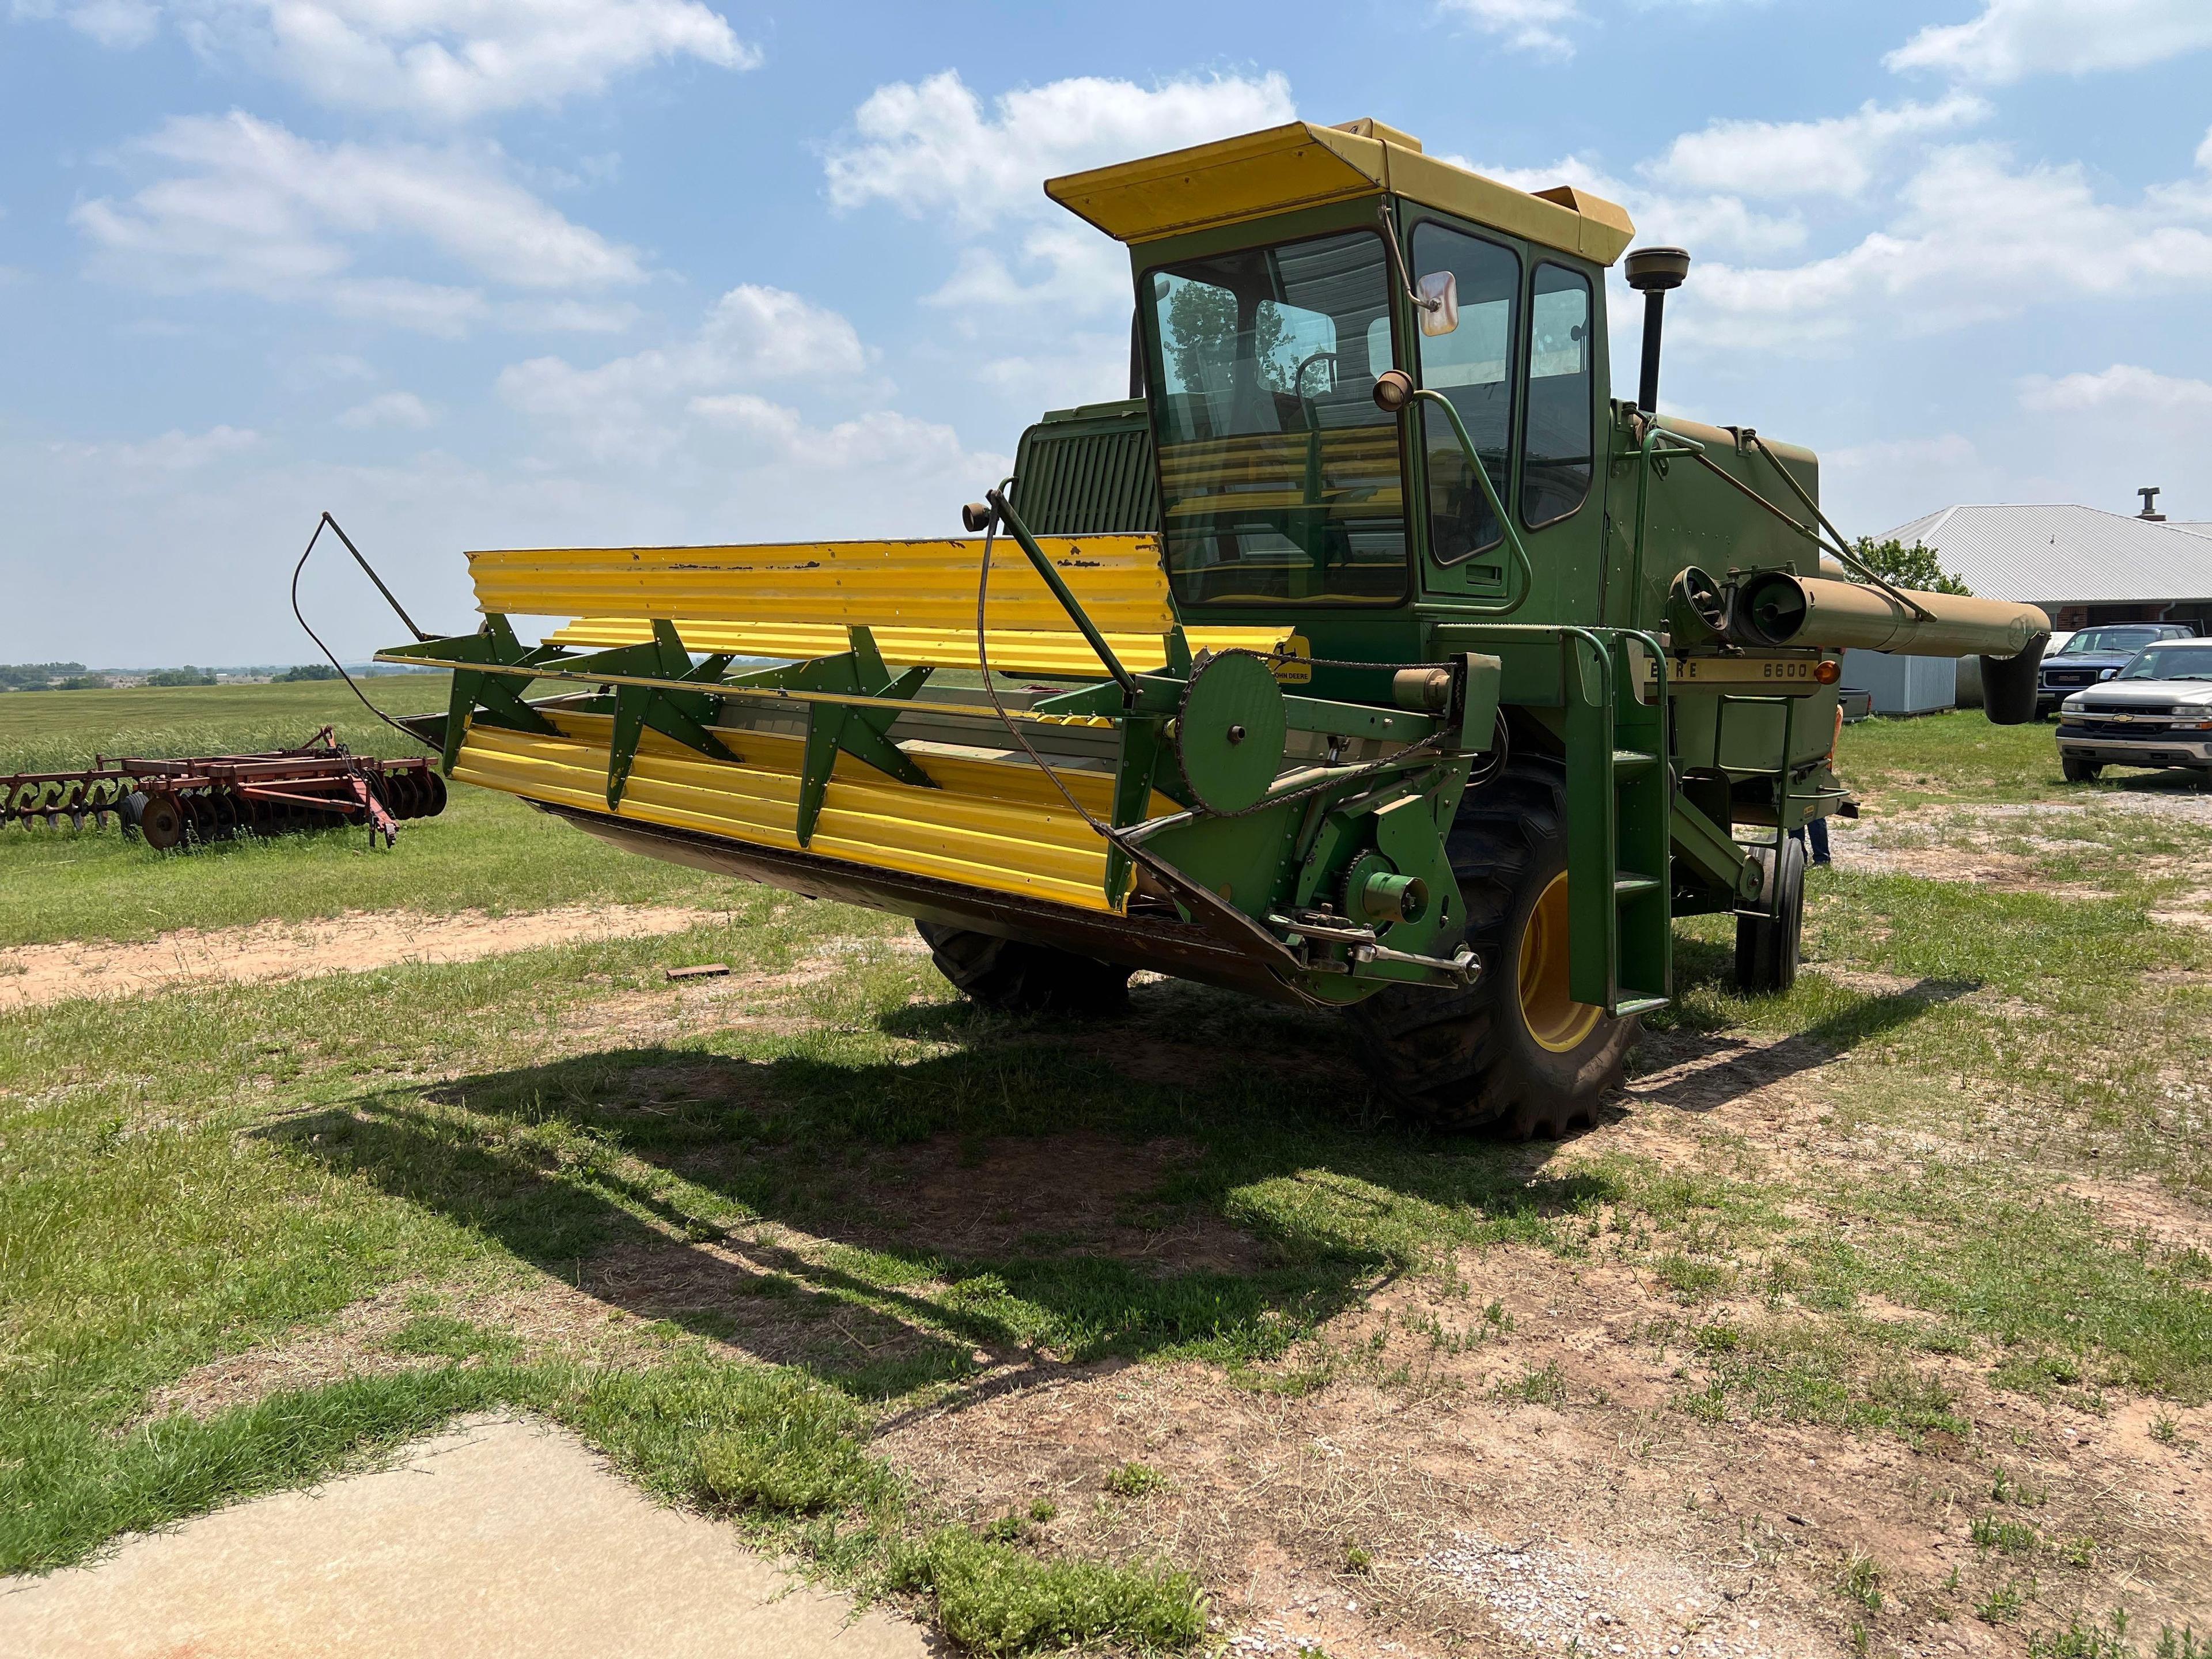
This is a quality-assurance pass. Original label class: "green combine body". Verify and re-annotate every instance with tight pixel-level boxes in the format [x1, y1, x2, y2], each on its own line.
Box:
[381, 118, 2047, 1136]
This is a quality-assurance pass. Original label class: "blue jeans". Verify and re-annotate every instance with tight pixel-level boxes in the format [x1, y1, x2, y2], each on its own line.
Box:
[1792, 816, 1831, 865]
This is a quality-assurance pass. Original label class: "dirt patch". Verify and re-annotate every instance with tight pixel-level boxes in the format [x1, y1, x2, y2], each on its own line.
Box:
[876, 1238, 2212, 1656]
[2150, 891, 2212, 930]
[1827, 794, 2212, 902]
[0, 904, 730, 1010]
[2059, 1176, 2212, 1257]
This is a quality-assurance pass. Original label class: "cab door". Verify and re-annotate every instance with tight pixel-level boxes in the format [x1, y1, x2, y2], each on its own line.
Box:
[1400, 214, 1523, 604]
[1513, 259, 1608, 622]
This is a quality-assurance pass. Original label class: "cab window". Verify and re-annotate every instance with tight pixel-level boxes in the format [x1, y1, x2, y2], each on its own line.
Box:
[1522, 263, 1593, 527]
[1409, 222, 1519, 564]
[1145, 230, 1408, 606]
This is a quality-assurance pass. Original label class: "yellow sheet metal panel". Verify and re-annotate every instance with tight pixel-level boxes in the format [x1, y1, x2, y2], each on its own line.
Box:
[467, 536, 1174, 636]
[1382, 147, 1635, 268]
[1044, 119, 1635, 267]
[1046, 123, 1382, 246]
[451, 714, 1181, 914]
[539, 619, 1297, 676]
[1530, 184, 1639, 265]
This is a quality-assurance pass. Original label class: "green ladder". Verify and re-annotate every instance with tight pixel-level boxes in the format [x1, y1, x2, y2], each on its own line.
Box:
[1565, 629, 1672, 1018]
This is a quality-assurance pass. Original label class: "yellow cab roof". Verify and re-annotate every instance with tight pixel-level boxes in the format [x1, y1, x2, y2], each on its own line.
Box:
[1044, 118, 1636, 267]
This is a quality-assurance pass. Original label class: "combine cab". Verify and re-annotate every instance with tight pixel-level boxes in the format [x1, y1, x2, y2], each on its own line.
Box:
[378, 118, 2047, 1137]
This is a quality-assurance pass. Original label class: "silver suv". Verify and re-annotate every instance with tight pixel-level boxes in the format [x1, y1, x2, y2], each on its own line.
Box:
[2055, 639, 2212, 782]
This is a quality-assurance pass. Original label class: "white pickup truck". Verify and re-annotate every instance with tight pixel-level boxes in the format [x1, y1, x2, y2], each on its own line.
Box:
[2055, 638, 2212, 782]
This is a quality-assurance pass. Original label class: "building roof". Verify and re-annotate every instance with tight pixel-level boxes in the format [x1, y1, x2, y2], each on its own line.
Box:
[1878, 503, 2212, 604]
[1045, 119, 1637, 263]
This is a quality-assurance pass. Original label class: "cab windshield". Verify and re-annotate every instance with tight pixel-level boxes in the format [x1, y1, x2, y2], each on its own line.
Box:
[1143, 229, 1406, 607]
[2058, 626, 2180, 656]
[2118, 644, 2212, 681]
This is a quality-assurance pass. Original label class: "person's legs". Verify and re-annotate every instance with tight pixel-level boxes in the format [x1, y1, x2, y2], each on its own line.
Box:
[1807, 813, 1831, 866]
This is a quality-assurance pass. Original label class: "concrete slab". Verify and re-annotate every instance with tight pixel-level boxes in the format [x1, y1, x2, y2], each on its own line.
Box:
[0, 1415, 935, 1658]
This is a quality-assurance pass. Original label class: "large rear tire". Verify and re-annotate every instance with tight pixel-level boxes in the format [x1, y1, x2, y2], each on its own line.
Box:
[916, 922, 1133, 1016]
[1734, 836, 1805, 994]
[1347, 758, 1637, 1139]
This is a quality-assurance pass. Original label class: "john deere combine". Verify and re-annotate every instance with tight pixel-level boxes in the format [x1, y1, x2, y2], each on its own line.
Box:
[376, 118, 2047, 1136]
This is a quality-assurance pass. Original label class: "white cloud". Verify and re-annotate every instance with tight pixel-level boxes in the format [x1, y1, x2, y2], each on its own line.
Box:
[826, 69, 1294, 400]
[1652, 96, 1989, 200]
[1676, 144, 2212, 350]
[1437, 0, 1582, 59]
[72, 112, 642, 336]
[824, 69, 1294, 227]
[923, 226, 1131, 316]
[498, 298, 642, 334]
[60, 0, 158, 46]
[1887, 0, 2212, 84]
[289, 352, 376, 386]
[1469, 153, 1806, 262]
[499, 285, 872, 461]
[54, 423, 259, 475]
[1819, 434, 1992, 535]
[336, 391, 437, 430]
[688, 397, 983, 478]
[2199, 125, 2212, 173]
[2017, 363, 2212, 414]
[16, 0, 755, 120]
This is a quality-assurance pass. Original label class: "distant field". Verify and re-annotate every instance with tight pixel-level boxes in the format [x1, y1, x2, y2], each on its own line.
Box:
[0, 677, 453, 774]
[0, 677, 737, 947]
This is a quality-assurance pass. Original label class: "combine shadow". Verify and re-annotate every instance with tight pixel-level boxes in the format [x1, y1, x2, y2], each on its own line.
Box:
[265, 1007, 1616, 1406]
[1630, 934, 1977, 1113]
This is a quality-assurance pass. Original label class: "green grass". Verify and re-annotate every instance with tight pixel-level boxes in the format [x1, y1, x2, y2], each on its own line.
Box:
[6, 684, 2212, 1639]
[1835, 1550, 1884, 1612]
[1102, 1460, 1166, 1498]
[1831, 707, 2212, 808]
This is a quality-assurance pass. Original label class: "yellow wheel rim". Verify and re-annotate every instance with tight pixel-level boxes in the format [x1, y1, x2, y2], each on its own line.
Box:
[1518, 870, 1604, 1054]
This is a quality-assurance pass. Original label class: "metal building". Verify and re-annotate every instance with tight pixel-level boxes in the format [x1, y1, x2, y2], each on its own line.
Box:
[1879, 497, 2212, 632]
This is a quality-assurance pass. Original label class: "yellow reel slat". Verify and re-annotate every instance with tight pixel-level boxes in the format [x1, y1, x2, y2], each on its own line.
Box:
[468, 537, 1174, 635]
[454, 714, 1178, 914]
[537, 619, 1295, 676]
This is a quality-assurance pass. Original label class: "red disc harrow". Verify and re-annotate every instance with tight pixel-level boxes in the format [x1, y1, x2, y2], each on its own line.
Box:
[0, 727, 445, 849]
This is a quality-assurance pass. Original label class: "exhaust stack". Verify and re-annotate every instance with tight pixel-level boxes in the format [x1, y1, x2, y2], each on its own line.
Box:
[1624, 246, 1690, 414]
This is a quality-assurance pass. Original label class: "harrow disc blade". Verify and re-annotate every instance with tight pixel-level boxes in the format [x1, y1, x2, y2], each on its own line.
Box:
[138, 793, 185, 851]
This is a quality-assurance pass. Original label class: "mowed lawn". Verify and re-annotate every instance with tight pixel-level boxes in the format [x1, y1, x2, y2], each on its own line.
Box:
[3, 683, 2210, 1654]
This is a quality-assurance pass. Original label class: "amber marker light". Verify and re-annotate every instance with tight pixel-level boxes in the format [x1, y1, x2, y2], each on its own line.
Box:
[1815, 660, 1841, 685]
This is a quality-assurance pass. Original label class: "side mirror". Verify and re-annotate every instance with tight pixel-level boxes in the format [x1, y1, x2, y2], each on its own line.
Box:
[1416, 271, 1459, 337]
[1372, 369, 1415, 412]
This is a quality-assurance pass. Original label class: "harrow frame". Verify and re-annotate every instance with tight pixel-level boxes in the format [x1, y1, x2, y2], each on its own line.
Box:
[0, 728, 446, 849]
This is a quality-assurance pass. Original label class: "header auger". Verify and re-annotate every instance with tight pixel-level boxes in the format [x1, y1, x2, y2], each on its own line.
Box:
[372, 116, 2047, 1139]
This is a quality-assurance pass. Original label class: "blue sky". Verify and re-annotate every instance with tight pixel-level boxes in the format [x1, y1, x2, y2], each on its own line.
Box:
[4, 0, 2209, 665]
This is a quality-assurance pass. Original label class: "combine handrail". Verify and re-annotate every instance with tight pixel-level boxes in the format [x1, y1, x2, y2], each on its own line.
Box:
[1406, 387, 1533, 616]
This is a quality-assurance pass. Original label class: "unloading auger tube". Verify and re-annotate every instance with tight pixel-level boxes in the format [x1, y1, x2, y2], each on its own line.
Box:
[1724, 569, 2051, 722]
[355, 112, 2056, 1138]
